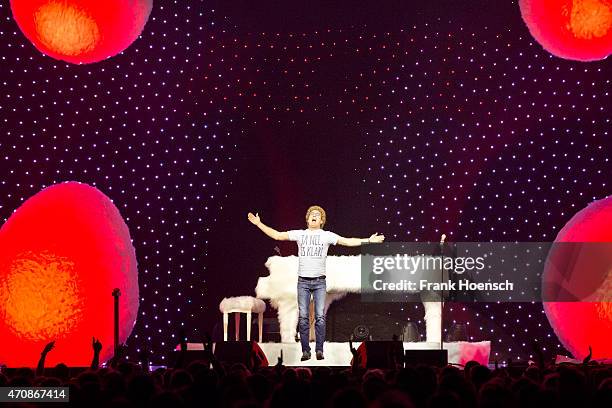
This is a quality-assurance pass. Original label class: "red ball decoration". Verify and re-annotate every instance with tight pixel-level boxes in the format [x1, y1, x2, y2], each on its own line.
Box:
[519, 0, 612, 61]
[10, 0, 153, 64]
[543, 196, 612, 360]
[0, 182, 139, 367]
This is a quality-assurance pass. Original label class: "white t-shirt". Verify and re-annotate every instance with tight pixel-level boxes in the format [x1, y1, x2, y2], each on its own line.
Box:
[288, 229, 340, 277]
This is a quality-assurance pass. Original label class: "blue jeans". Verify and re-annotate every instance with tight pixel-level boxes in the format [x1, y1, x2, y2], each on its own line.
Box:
[297, 276, 326, 353]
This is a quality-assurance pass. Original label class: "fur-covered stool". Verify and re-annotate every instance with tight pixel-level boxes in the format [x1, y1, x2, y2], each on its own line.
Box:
[219, 296, 266, 342]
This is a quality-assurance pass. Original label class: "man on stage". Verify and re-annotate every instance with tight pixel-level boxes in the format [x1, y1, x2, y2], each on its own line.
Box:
[248, 205, 384, 360]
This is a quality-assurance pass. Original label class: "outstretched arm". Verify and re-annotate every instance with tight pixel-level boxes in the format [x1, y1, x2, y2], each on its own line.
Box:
[337, 233, 385, 247]
[247, 212, 289, 241]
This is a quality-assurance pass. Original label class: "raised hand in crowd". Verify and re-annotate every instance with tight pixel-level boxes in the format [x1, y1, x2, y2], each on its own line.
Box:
[583, 345, 593, 365]
[91, 337, 102, 369]
[36, 341, 55, 376]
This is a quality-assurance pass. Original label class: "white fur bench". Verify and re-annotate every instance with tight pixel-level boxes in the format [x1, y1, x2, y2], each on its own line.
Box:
[219, 296, 266, 342]
[255, 255, 443, 344]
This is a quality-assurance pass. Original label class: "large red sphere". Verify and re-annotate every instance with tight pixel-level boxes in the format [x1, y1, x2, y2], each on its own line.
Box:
[10, 0, 153, 64]
[0, 182, 139, 367]
[519, 0, 612, 61]
[543, 196, 612, 360]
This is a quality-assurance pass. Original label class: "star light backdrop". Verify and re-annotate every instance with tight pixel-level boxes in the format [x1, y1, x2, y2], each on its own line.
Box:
[0, 0, 610, 364]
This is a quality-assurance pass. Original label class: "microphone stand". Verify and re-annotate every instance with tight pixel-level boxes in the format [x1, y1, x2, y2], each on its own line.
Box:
[438, 235, 446, 351]
[440, 243, 444, 351]
[112, 288, 121, 360]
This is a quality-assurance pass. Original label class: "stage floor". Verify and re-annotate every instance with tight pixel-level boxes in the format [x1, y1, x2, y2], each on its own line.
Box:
[258, 341, 491, 367]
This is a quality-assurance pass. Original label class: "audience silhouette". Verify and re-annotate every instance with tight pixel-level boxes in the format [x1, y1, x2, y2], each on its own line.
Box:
[1, 339, 610, 407]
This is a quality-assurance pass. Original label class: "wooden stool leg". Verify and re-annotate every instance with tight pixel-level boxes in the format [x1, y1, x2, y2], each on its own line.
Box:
[246, 312, 252, 341]
[234, 312, 241, 341]
[223, 312, 229, 341]
[258, 312, 263, 343]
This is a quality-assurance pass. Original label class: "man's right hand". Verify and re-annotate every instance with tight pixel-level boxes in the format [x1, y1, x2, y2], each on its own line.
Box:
[247, 213, 288, 240]
[248, 212, 261, 226]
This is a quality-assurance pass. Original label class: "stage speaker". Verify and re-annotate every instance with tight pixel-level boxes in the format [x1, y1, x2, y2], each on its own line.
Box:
[213, 341, 269, 369]
[169, 343, 210, 367]
[353, 324, 371, 341]
[261, 317, 280, 342]
[446, 323, 468, 342]
[170, 350, 209, 367]
[404, 349, 448, 367]
[356, 340, 404, 369]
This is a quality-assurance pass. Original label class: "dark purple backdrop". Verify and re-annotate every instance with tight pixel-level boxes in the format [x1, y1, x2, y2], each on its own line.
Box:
[0, 0, 609, 364]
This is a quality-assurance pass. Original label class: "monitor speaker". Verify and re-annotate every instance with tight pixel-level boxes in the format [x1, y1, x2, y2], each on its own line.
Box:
[213, 341, 269, 369]
[404, 349, 448, 367]
[355, 340, 405, 369]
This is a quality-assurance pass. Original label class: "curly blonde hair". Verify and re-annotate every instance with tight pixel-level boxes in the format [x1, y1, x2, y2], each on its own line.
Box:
[305, 205, 326, 227]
